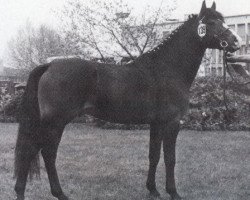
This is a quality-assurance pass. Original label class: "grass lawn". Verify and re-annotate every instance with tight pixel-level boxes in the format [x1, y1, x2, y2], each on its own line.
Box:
[0, 123, 249, 200]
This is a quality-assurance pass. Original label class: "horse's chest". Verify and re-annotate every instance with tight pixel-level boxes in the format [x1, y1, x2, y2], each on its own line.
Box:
[154, 84, 189, 121]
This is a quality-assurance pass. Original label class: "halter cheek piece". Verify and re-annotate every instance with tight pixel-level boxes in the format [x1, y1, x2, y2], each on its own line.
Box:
[214, 28, 230, 48]
[198, 17, 230, 49]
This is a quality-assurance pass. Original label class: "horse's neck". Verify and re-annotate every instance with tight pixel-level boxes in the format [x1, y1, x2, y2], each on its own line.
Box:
[173, 33, 206, 87]
[138, 21, 206, 88]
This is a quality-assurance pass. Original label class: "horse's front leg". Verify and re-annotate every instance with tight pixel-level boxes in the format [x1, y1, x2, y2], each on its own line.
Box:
[146, 122, 163, 197]
[162, 120, 182, 200]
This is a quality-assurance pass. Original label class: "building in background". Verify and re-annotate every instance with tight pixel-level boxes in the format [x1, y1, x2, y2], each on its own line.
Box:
[0, 67, 25, 94]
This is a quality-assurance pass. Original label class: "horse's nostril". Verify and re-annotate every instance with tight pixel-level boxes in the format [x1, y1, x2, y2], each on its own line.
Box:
[234, 34, 242, 46]
[231, 35, 240, 48]
[234, 36, 238, 42]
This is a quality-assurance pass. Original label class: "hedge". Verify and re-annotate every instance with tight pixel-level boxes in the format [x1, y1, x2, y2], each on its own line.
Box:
[1, 76, 250, 131]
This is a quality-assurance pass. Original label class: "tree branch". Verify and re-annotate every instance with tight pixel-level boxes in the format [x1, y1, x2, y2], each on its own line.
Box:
[142, 0, 163, 52]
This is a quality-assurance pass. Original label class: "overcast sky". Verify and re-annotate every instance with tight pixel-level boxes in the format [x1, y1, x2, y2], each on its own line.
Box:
[0, 0, 250, 63]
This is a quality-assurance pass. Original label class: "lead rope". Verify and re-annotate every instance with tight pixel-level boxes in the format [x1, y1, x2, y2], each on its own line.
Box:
[222, 48, 230, 111]
[222, 47, 246, 112]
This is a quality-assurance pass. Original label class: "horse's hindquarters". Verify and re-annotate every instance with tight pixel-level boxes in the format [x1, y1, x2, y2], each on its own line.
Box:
[38, 60, 98, 123]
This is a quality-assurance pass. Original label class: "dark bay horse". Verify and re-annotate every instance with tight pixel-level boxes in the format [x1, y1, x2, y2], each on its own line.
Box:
[14, 1, 241, 200]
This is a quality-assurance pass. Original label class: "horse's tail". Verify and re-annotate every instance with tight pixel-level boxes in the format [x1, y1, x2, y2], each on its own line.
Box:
[14, 64, 49, 179]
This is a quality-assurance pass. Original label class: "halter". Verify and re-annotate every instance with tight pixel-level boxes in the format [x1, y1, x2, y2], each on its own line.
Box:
[198, 17, 230, 48]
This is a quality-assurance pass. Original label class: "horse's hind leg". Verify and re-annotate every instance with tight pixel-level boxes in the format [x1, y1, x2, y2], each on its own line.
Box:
[146, 122, 163, 197]
[40, 120, 68, 200]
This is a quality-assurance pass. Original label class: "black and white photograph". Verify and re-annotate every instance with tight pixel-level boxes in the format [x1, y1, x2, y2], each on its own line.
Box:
[0, 0, 249, 199]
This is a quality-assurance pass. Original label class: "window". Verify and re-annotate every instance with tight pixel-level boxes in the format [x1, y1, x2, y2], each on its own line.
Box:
[205, 67, 211, 76]
[228, 24, 235, 30]
[211, 50, 216, 63]
[218, 51, 223, 64]
[217, 67, 223, 76]
[247, 24, 250, 50]
[237, 24, 246, 41]
[242, 45, 246, 54]
[247, 36, 250, 54]
[211, 67, 216, 76]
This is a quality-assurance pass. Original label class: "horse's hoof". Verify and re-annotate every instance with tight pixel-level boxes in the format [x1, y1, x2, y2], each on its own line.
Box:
[170, 193, 182, 200]
[149, 189, 161, 198]
[57, 194, 69, 200]
[146, 182, 160, 198]
[16, 194, 24, 200]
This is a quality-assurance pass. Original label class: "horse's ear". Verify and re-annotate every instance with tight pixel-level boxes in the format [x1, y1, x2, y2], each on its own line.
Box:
[211, 1, 216, 10]
[201, 0, 207, 10]
[199, 0, 207, 18]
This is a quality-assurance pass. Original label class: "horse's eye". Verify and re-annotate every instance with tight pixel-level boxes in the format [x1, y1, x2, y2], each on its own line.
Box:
[207, 21, 215, 25]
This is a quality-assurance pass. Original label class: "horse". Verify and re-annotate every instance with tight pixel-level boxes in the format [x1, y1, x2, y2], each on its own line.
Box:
[14, 1, 241, 200]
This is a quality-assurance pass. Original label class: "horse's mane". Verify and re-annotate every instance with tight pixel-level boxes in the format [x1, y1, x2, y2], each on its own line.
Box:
[154, 15, 198, 49]
[134, 9, 224, 62]
[134, 14, 199, 62]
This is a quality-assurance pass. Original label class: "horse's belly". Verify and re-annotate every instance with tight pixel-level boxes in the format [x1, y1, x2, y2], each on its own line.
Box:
[92, 100, 155, 124]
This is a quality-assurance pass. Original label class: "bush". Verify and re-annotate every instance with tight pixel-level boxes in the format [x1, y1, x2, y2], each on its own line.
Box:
[181, 76, 250, 130]
[0, 90, 24, 122]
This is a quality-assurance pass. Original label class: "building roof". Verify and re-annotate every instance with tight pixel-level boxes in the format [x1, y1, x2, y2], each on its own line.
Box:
[225, 14, 250, 18]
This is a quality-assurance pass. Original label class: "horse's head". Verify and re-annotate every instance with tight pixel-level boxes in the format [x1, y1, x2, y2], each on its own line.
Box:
[197, 1, 241, 52]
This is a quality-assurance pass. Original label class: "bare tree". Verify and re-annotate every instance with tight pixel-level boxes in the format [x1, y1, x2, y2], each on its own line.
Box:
[57, 0, 176, 62]
[6, 22, 67, 77]
[7, 22, 36, 75]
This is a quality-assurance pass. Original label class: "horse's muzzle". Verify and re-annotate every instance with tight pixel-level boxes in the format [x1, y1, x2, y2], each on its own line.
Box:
[228, 43, 240, 53]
